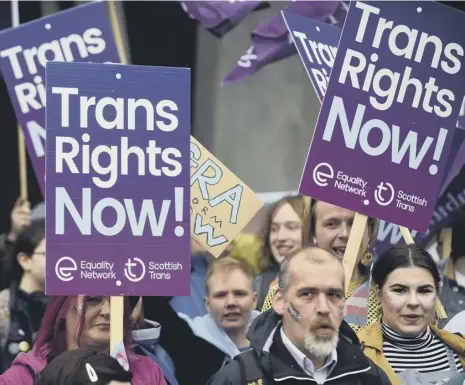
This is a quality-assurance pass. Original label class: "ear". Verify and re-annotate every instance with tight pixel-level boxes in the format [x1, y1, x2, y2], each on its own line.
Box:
[272, 290, 285, 315]
[252, 291, 258, 310]
[17, 253, 32, 272]
[204, 296, 211, 313]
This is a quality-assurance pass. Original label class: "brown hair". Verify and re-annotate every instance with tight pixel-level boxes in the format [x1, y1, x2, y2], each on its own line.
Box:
[258, 195, 310, 271]
[308, 200, 379, 278]
[206, 256, 255, 295]
[308, 200, 379, 247]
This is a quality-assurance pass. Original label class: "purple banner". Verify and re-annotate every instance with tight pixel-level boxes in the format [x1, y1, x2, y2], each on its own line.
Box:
[45, 62, 191, 296]
[0, 2, 119, 195]
[283, 11, 341, 102]
[223, 1, 348, 86]
[299, 1, 465, 232]
[180, 1, 268, 38]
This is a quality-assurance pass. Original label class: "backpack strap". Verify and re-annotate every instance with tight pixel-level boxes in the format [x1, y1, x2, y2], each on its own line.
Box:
[234, 350, 267, 385]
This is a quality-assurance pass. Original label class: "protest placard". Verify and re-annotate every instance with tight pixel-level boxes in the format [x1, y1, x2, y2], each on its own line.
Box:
[46, 61, 191, 296]
[190, 137, 263, 257]
[0, 1, 119, 194]
[298, 1, 465, 235]
[283, 11, 340, 102]
[284, 11, 465, 265]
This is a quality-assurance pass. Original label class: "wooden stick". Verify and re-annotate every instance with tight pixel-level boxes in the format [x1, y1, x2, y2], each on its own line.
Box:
[18, 126, 28, 200]
[107, 0, 128, 354]
[440, 228, 452, 260]
[108, 1, 128, 65]
[399, 226, 414, 245]
[343, 212, 368, 294]
[110, 296, 124, 353]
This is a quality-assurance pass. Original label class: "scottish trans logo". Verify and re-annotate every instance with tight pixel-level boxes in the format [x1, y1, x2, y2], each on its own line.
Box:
[124, 258, 146, 282]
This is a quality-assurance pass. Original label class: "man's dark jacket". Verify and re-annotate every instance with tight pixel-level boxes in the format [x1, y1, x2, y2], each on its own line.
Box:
[207, 310, 392, 385]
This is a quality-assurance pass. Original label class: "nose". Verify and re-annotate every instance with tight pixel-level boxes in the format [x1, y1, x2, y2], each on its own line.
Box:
[277, 226, 289, 241]
[100, 297, 111, 318]
[225, 293, 238, 308]
[315, 293, 330, 316]
[338, 222, 350, 239]
[406, 291, 420, 307]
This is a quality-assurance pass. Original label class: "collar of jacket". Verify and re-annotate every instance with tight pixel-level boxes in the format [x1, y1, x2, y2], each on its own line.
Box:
[247, 310, 372, 382]
[359, 320, 465, 354]
[358, 319, 465, 385]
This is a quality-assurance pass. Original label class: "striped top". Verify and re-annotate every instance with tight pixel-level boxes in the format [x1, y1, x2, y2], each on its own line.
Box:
[382, 323, 464, 373]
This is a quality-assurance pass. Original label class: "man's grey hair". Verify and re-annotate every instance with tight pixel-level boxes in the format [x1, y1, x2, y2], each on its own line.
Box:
[278, 246, 343, 294]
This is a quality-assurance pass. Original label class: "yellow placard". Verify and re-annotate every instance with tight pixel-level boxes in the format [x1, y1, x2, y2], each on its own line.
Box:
[190, 137, 264, 257]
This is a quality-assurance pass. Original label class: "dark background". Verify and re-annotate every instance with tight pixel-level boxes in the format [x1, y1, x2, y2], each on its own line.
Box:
[0, 1, 464, 233]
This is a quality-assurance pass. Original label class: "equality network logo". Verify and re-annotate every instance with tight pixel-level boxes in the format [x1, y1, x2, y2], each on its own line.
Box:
[124, 258, 146, 282]
[55, 256, 78, 282]
[313, 162, 334, 187]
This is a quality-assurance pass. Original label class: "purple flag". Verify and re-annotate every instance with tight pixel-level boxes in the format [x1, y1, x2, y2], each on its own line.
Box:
[180, 1, 268, 38]
[46, 62, 191, 296]
[223, 1, 348, 86]
[0, 2, 120, 195]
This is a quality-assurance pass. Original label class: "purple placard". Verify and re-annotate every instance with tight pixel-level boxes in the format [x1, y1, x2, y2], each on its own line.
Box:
[299, 1, 465, 232]
[376, 163, 465, 256]
[0, 2, 119, 195]
[283, 11, 341, 102]
[223, 1, 346, 86]
[285, 10, 465, 250]
[180, 1, 268, 38]
[45, 62, 191, 296]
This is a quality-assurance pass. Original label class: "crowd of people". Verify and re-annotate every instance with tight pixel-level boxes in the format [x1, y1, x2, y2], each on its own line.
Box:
[0, 194, 465, 385]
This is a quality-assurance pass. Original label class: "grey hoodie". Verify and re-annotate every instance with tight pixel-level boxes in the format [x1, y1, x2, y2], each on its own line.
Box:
[178, 310, 260, 359]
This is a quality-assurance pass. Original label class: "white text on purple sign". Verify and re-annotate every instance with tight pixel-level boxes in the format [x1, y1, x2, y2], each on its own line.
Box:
[324, 1, 464, 176]
[51, 86, 186, 238]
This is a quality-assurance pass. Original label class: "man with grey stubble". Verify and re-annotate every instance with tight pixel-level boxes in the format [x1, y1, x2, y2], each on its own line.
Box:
[207, 247, 391, 385]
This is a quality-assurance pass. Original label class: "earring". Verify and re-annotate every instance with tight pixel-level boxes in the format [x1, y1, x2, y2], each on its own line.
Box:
[361, 252, 373, 266]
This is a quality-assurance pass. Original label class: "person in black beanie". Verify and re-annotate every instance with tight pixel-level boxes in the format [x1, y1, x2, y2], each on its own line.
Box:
[38, 348, 132, 385]
[440, 205, 465, 324]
